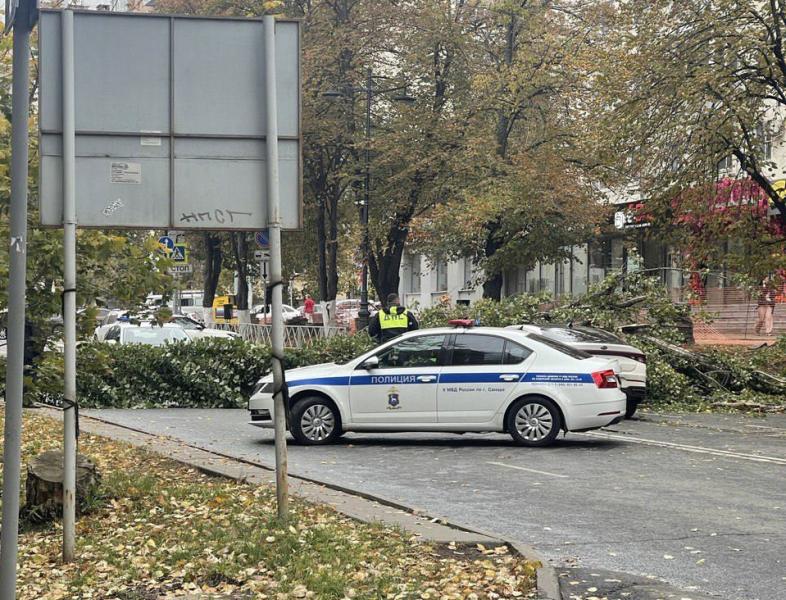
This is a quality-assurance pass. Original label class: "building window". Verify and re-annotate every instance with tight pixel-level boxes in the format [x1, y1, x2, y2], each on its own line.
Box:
[462, 259, 473, 290]
[408, 254, 421, 294]
[758, 124, 773, 161]
[435, 260, 448, 292]
[718, 155, 734, 172]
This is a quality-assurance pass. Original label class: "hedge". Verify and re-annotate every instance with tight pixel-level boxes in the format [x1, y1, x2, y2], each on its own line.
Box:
[28, 334, 375, 409]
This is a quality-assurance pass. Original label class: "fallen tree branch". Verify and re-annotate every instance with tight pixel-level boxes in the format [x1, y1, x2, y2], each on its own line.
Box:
[710, 401, 786, 413]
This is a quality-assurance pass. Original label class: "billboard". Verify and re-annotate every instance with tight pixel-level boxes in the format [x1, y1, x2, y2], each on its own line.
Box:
[38, 10, 302, 230]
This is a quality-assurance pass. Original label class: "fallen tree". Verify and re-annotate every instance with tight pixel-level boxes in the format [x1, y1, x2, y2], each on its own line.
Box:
[420, 270, 786, 412]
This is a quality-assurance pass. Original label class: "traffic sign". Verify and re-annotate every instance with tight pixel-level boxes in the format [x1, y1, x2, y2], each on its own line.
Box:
[38, 11, 302, 231]
[255, 229, 270, 248]
[254, 249, 271, 261]
[158, 235, 174, 254]
[171, 244, 188, 262]
[169, 264, 193, 275]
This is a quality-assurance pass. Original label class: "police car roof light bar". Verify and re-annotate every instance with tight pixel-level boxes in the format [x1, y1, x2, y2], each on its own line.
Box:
[448, 319, 474, 328]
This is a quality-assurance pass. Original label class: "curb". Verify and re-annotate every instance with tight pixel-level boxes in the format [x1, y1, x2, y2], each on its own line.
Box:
[48, 407, 562, 600]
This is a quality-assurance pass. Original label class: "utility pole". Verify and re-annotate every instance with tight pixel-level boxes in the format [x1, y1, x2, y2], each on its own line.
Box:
[357, 67, 372, 331]
[264, 15, 289, 520]
[1, 0, 37, 596]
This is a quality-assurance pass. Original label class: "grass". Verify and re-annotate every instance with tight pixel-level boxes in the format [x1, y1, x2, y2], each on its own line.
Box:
[2, 409, 537, 599]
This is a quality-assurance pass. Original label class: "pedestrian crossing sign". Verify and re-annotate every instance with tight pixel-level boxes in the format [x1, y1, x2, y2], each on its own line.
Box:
[171, 244, 188, 263]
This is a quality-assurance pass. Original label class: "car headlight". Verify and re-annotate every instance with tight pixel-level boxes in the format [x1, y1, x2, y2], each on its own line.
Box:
[252, 381, 274, 396]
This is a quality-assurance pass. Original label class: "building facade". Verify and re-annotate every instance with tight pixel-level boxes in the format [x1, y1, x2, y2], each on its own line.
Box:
[399, 128, 785, 309]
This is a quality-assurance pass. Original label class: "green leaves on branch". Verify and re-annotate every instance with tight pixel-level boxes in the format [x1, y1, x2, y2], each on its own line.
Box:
[28, 334, 376, 409]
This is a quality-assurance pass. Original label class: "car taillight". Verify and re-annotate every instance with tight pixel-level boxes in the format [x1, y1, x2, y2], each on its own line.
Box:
[591, 369, 619, 389]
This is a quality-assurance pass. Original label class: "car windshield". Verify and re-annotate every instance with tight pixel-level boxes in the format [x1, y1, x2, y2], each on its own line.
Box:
[122, 327, 188, 346]
[172, 316, 202, 330]
[542, 327, 625, 345]
[526, 333, 592, 359]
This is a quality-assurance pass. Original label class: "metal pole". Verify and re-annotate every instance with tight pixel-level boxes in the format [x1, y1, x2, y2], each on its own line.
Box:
[61, 8, 78, 564]
[173, 276, 182, 314]
[264, 15, 288, 520]
[0, 1, 34, 595]
[357, 67, 372, 331]
[260, 259, 267, 323]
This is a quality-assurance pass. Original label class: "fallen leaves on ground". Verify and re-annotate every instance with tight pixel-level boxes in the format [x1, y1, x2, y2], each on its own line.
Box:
[1, 409, 537, 599]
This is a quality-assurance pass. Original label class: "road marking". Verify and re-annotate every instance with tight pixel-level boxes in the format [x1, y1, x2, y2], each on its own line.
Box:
[579, 431, 786, 466]
[486, 461, 568, 478]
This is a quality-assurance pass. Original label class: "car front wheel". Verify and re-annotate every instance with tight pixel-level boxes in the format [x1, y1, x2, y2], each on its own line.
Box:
[291, 397, 342, 445]
[507, 397, 561, 447]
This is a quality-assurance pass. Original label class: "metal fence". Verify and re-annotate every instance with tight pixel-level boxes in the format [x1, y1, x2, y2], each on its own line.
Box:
[215, 323, 349, 347]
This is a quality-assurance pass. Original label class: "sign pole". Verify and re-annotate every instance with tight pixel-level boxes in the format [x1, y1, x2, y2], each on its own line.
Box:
[173, 275, 182, 314]
[264, 14, 288, 520]
[0, 0, 35, 595]
[61, 8, 78, 563]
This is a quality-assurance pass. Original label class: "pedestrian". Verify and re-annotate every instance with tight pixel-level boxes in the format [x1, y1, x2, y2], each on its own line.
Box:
[368, 293, 418, 344]
[303, 294, 315, 323]
[755, 277, 776, 336]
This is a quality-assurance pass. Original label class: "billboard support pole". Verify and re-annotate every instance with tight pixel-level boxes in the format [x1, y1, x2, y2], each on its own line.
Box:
[264, 14, 289, 521]
[61, 8, 78, 563]
[0, 1, 35, 596]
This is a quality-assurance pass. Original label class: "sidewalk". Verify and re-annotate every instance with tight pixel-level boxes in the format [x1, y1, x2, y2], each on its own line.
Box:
[38, 406, 560, 600]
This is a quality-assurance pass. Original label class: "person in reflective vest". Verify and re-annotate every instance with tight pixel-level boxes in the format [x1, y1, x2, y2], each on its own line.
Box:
[368, 293, 419, 343]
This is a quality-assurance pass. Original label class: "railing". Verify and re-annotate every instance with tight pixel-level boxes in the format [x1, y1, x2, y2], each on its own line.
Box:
[214, 323, 349, 347]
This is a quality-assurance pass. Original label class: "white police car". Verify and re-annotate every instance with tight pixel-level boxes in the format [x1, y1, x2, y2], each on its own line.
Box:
[249, 323, 626, 447]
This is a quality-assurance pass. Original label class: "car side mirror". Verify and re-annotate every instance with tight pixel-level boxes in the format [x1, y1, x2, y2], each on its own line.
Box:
[361, 356, 379, 370]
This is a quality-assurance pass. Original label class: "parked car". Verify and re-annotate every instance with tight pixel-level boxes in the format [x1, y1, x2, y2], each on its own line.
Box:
[254, 304, 301, 324]
[170, 314, 238, 339]
[102, 323, 190, 346]
[249, 323, 625, 446]
[506, 324, 646, 418]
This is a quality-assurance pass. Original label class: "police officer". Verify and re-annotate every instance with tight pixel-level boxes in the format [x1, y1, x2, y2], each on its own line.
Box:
[368, 293, 418, 344]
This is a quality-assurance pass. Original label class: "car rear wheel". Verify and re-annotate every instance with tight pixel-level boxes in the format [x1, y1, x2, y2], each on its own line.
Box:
[507, 397, 561, 447]
[291, 397, 342, 445]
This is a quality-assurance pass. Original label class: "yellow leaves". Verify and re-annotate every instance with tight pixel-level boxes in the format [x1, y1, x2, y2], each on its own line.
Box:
[9, 409, 536, 599]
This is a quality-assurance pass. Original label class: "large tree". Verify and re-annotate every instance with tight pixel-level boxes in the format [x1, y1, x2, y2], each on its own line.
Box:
[408, 1, 605, 299]
[365, 0, 480, 300]
[592, 0, 786, 276]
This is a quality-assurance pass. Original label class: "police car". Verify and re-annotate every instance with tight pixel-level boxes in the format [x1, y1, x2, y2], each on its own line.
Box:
[249, 322, 626, 447]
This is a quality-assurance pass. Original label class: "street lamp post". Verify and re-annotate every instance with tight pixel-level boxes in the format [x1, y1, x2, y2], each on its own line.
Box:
[324, 68, 415, 331]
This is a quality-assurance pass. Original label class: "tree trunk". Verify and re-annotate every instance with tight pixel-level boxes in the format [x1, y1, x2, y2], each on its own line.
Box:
[370, 241, 405, 302]
[483, 273, 504, 301]
[481, 219, 504, 300]
[202, 233, 222, 326]
[24, 450, 100, 522]
[480, 11, 520, 295]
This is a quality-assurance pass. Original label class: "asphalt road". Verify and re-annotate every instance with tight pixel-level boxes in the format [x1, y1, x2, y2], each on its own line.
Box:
[84, 408, 786, 600]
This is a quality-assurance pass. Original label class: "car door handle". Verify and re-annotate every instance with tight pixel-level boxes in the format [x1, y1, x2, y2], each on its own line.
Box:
[499, 374, 519, 382]
[417, 375, 437, 383]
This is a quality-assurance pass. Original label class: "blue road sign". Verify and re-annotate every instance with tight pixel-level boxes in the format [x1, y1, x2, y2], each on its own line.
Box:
[255, 229, 270, 248]
[158, 235, 174, 254]
[171, 244, 188, 262]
